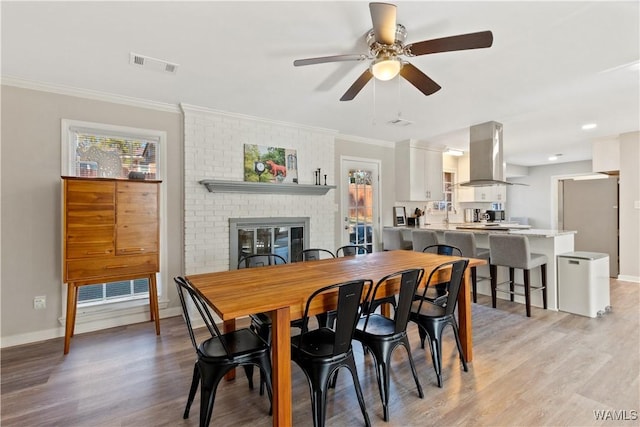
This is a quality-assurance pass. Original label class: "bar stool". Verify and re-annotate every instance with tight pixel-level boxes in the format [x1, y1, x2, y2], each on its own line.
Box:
[383, 228, 412, 250]
[443, 231, 490, 303]
[411, 230, 438, 252]
[488, 234, 547, 317]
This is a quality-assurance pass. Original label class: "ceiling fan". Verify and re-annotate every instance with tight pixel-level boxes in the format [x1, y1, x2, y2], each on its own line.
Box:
[293, 2, 494, 101]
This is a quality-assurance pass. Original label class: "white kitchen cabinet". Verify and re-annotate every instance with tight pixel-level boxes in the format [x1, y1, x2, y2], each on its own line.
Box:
[395, 140, 443, 201]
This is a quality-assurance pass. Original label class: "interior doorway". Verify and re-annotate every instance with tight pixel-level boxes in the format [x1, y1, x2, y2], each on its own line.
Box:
[559, 176, 619, 277]
[340, 158, 381, 253]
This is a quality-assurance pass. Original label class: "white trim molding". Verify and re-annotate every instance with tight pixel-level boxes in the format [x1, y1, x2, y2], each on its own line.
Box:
[2, 75, 180, 113]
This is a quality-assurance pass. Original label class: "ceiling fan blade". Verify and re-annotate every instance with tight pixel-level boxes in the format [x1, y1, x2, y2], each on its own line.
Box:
[294, 54, 368, 67]
[405, 31, 494, 56]
[340, 69, 374, 101]
[369, 2, 397, 45]
[399, 63, 441, 96]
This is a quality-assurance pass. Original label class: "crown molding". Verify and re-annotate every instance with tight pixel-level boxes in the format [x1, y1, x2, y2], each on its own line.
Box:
[336, 133, 395, 148]
[180, 103, 338, 136]
[1, 75, 181, 113]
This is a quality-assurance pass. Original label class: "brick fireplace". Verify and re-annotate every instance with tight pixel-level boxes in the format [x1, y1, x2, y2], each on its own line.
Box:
[181, 104, 336, 275]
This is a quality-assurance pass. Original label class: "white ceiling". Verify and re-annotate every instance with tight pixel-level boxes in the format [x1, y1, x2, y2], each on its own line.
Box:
[2, 1, 638, 166]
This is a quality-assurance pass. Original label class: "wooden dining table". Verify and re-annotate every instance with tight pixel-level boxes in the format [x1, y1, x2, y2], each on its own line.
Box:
[185, 249, 486, 427]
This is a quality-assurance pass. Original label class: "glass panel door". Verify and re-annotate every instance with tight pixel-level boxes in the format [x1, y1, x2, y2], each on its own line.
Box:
[343, 164, 378, 254]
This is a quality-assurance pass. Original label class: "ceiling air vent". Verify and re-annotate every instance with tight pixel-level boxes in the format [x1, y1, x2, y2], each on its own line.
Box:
[387, 118, 413, 127]
[129, 52, 179, 75]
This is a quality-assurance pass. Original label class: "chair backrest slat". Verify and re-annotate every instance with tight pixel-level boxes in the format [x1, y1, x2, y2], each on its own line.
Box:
[423, 244, 462, 257]
[299, 279, 370, 356]
[238, 253, 287, 269]
[297, 248, 335, 262]
[336, 245, 368, 257]
[415, 259, 469, 316]
[175, 276, 232, 358]
[361, 268, 424, 334]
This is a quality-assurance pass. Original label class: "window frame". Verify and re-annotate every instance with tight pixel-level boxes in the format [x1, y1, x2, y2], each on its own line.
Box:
[60, 119, 168, 323]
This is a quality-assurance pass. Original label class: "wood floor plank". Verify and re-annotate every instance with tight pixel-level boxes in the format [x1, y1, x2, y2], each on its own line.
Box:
[1, 279, 638, 426]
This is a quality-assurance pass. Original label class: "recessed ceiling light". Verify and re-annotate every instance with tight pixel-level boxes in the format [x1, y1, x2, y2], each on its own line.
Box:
[582, 123, 597, 130]
[548, 153, 562, 161]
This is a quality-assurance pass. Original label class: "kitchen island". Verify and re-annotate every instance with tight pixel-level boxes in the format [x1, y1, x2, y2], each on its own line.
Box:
[388, 223, 576, 311]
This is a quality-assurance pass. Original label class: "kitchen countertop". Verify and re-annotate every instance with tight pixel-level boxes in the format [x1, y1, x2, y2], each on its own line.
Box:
[398, 223, 577, 238]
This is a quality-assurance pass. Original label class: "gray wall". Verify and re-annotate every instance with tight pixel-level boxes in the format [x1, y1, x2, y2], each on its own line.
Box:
[1, 85, 184, 342]
[507, 160, 592, 229]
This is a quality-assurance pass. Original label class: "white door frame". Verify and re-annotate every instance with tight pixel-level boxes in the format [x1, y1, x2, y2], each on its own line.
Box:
[340, 156, 382, 252]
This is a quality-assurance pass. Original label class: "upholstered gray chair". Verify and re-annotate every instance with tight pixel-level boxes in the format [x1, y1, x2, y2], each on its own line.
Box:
[411, 230, 439, 252]
[443, 231, 491, 303]
[382, 228, 412, 251]
[488, 234, 547, 317]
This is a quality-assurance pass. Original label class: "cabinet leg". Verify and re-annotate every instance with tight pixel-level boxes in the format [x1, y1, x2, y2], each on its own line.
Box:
[149, 274, 160, 335]
[64, 283, 78, 355]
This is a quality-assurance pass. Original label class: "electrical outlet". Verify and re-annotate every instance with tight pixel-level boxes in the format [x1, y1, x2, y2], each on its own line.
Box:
[34, 296, 46, 310]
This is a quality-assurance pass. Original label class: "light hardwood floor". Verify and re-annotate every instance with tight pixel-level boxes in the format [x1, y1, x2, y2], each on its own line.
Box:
[2, 280, 638, 426]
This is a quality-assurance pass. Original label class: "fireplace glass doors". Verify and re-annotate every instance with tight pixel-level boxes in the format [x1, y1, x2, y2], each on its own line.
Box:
[230, 217, 309, 269]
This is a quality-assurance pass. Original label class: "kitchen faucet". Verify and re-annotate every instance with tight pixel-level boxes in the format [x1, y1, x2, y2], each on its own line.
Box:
[443, 201, 456, 225]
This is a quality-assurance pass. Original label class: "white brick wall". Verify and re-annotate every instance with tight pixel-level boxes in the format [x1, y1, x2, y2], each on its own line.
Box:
[182, 105, 337, 274]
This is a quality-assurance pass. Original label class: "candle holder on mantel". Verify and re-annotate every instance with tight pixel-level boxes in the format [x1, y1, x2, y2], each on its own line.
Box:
[324, 174, 327, 186]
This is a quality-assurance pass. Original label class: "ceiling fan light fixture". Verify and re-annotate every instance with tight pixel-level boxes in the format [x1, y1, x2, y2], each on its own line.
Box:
[371, 56, 402, 81]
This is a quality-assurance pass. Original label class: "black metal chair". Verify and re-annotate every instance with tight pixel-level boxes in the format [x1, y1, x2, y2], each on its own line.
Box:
[418, 244, 463, 307]
[296, 248, 338, 328]
[353, 268, 425, 421]
[422, 244, 462, 257]
[238, 253, 291, 395]
[291, 279, 372, 427]
[237, 253, 287, 269]
[409, 259, 470, 388]
[336, 245, 369, 257]
[174, 277, 273, 426]
[296, 248, 335, 262]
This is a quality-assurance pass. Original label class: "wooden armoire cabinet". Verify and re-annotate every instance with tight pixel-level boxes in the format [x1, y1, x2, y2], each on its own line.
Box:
[62, 176, 161, 354]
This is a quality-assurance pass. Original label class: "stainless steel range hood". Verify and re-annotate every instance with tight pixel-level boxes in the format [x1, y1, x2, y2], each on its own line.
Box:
[459, 120, 513, 187]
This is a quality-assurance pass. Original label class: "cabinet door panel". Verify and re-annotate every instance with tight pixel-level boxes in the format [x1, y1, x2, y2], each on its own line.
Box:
[116, 222, 159, 254]
[116, 183, 158, 223]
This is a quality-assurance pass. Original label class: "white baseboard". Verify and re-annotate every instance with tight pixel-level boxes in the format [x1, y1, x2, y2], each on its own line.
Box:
[617, 275, 640, 283]
[0, 307, 182, 349]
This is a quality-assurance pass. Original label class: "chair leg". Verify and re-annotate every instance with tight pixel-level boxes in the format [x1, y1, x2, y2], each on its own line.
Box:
[417, 325, 427, 349]
[524, 269, 531, 317]
[490, 265, 498, 308]
[422, 325, 443, 388]
[345, 357, 372, 427]
[184, 362, 200, 419]
[509, 267, 515, 302]
[402, 337, 424, 399]
[258, 353, 274, 416]
[374, 358, 391, 421]
[243, 365, 254, 390]
[199, 367, 228, 427]
[450, 318, 468, 372]
[471, 266, 478, 303]
[541, 264, 548, 309]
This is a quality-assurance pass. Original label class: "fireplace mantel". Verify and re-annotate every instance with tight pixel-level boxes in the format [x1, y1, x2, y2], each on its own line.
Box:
[199, 179, 335, 195]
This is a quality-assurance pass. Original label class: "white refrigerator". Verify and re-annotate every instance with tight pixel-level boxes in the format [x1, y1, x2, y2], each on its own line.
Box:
[557, 251, 611, 318]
